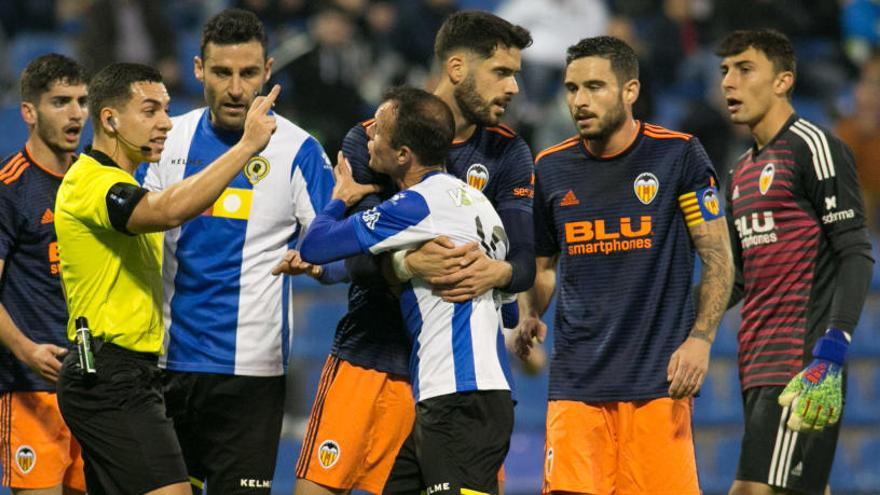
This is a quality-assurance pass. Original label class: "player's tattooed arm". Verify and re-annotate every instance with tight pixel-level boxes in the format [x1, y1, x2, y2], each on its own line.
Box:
[689, 217, 735, 343]
[668, 217, 734, 399]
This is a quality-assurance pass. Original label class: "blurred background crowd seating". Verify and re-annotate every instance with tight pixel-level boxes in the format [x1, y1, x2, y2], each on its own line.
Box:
[0, 1, 877, 493]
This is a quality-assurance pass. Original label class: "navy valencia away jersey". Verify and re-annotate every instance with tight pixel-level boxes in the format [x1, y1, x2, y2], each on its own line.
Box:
[0, 148, 68, 392]
[333, 121, 534, 376]
[534, 122, 721, 402]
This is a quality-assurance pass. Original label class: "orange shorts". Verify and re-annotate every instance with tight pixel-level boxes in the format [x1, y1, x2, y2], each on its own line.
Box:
[543, 398, 698, 495]
[0, 391, 85, 491]
[296, 356, 415, 494]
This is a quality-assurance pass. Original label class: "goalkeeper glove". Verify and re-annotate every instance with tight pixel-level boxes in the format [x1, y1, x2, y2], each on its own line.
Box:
[778, 328, 849, 432]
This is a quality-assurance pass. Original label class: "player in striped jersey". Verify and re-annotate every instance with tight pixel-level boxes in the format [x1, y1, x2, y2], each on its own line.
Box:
[0, 54, 87, 495]
[515, 36, 735, 494]
[140, 10, 334, 494]
[300, 86, 514, 495]
[289, 11, 533, 495]
[718, 30, 874, 495]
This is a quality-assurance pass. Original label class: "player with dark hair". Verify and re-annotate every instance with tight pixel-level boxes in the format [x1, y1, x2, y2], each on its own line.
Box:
[299, 85, 514, 495]
[0, 53, 87, 495]
[515, 35, 734, 494]
[54, 61, 279, 495]
[287, 10, 534, 495]
[140, 8, 335, 494]
[717, 29, 874, 495]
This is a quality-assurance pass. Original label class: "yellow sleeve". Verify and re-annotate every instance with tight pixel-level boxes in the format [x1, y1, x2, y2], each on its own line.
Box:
[66, 166, 138, 232]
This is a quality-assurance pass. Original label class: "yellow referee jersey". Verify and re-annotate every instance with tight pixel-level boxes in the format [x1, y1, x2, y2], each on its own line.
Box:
[55, 151, 164, 354]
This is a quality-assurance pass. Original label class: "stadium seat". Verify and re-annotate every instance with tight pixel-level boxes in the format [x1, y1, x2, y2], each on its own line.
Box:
[176, 30, 204, 97]
[830, 429, 880, 492]
[512, 371, 548, 430]
[9, 33, 74, 76]
[712, 310, 740, 358]
[291, 297, 346, 359]
[850, 297, 880, 357]
[855, 435, 880, 489]
[870, 233, 880, 291]
[844, 359, 880, 424]
[0, 105, 28, 158]
[694, 358, 742, 425]
[504, 430, 545, 493]
[695, 428, 742, 493]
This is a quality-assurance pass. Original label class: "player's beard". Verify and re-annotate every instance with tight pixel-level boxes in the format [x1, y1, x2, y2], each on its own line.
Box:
[36, 114, 78, 154]
[454, 74, 499, 127]
[577, 94, 627, 142]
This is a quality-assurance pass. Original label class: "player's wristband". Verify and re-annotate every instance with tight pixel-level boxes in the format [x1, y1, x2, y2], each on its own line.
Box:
[391, 249, 413, 282]
[812, 328, 850, 366]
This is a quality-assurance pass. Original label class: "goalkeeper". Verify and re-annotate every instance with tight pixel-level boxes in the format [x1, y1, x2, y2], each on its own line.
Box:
[717, 29, 875, 495]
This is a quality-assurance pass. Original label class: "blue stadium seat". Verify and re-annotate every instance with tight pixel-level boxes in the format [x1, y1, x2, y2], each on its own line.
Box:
[871, 234, 880, 291]
[9, 33, 73, 76]
[855, 435, 880, 490]
[844, 360, 880, 424]
[850, 297, 880, 357]
[504, 430, 545, 493]
[291, 297, 346, 359]
[512, 371, 548, 430]
[176, 30, 203, 97]
[0, 105, 28, 158]
[830, 429, 880, 492]
[792, 97, 831, 128]
[695, 428, 742, 493]
[694, 359, 742, 425]
[712, 310, 740, 358]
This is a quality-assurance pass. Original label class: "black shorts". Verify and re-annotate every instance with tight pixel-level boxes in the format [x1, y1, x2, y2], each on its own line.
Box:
[383, 390, 513, 495]
[162, 370, 286, 494]
[56, 342, 188, 495]
[736, 386, 843, 494]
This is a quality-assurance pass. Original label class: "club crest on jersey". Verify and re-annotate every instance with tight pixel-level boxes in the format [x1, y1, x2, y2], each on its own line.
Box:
[361, 208, 381, 230]
[759, 163, 774, 195]
[15, 446, 36, 474]
[318, 440, 340, 469]
[702, 189, 720, 216]
[244, 156, 270, 185]
[466, 163, 489, 191]
[633, 172, 659, 205]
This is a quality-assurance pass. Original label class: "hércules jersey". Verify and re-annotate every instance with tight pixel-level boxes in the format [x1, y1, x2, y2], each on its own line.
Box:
[0, 148, 67, 392]
[333, 121, 534, 377]
[727, 115, 868, 390]
[534, 122, 723, 402]
[142, 108, 333, 376]
[303, 171, 514, 401]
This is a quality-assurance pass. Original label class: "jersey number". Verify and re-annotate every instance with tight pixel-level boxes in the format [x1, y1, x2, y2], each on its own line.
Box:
[475, 216, 508, 260]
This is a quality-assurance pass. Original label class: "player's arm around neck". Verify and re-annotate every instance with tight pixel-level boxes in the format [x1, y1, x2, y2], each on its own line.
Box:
[0, 261, 67, 382]
[513, 254, 557, 360]
[125, 86, 280, 234]
[667, 217, 735, 399]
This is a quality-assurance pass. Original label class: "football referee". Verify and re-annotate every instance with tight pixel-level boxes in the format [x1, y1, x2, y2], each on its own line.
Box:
[54, 63, 279, 495]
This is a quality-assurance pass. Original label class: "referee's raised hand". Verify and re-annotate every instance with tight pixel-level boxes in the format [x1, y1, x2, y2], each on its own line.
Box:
[241, 84, 280, 154]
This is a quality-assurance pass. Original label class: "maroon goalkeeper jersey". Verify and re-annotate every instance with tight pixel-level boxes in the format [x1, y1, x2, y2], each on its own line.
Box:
[727, 115, 868, 391]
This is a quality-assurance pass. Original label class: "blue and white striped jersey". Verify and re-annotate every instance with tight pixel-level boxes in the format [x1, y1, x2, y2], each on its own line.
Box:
[143, 108, 333, 376]
[300, 171, 514, 402]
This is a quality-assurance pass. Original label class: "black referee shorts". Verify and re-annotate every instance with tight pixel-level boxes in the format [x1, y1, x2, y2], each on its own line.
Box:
[56, 342, 188, 495]
[384, 390, 514, 495]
